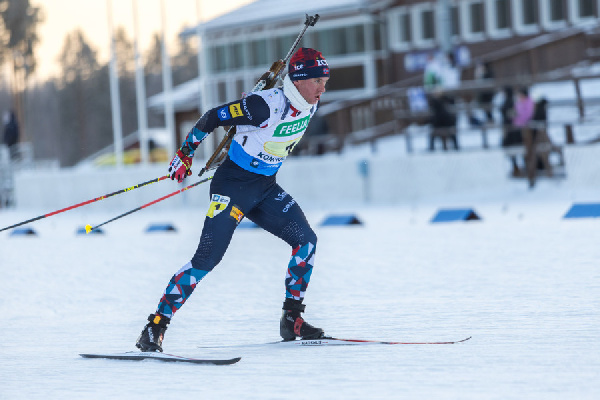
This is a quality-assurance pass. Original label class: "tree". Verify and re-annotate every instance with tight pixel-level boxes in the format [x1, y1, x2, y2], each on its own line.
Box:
[59, 30, 99, 85]
[56, 29, 112, 166]
[172, 35, 198, 86]
[144, 33, 167, 129]
[143, 32, 200, 129]
[0, 0, 42, 77]
[113, 26, 135, 75]
[0, 0, 43, 141]
[25, 80, 61, 162]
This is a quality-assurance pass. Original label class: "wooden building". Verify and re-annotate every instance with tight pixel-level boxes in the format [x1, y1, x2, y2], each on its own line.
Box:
[149, 0, 600, 151]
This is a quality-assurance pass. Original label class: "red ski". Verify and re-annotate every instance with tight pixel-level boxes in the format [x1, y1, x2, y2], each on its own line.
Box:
[276, 336, 472, 346]
[198, 336, 471, 348]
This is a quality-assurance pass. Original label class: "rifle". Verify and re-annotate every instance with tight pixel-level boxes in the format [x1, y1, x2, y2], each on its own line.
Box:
[197, 13, 320, 177]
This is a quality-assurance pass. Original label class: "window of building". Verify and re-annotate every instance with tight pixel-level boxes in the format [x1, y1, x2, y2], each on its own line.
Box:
[314, 29, 337, 56]
[495, 0, 511, 29]
[421, 9, 435, 40]
[249, 39, 268, 67]
[470, 1, 485, 33]
[235, 79, 245, 98]
[274, 34, 297, 60]
[217, 81, 227, 103]
[326, 65, 365, 91]
[412, 3, 436, 47]
[371, 23, 383, 51]
[512, 0, 540, 34]
[313, 25, 366, 56]
[486, 0, 511, 36]
[451, 5, 460, 36]
[462, 0, 486, 41]
[387, 7, 411, 51]
[569, 0, 596, 24]
[231, 42, 245, 69]
[549, 0, 566, 21]
[345, 25, 366, 53]
[578, 0, 595, 17]
[209, 45, 228, 73]
[541, 0, 567, 30]
[522, 0, 539, 24]
[400, 11, 412, 43]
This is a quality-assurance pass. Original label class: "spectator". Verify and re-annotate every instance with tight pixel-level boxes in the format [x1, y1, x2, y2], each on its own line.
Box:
[439, 52, 461, 89]
[500, 86, 515, 129]
[424, 51, 461, 91]
[513, 87, 535, 128]
[473, 60, 495, 124]
[428, 90, 458, 151]
[502, 87, 534, 176]
[3, 111, 19, 160]
[531, 97, 550, 172]
[423, 53, 443, 90]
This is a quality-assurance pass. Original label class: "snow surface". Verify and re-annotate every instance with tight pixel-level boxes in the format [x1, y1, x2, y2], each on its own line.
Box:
[1, 179, 599, 399]
[3, 65, 600, 400]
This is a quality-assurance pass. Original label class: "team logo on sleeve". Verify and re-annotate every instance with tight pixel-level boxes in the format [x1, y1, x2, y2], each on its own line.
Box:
[218, 107, 231, 121]
[206, 194, 230, 218]
[229, 103, 243, 118]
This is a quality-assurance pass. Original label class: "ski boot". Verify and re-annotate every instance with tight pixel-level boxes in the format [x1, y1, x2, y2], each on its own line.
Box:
[136, 313, 170, 352]
[280, 298, 324, 341]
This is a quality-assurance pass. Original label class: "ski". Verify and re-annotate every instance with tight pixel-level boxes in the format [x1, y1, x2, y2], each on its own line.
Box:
[198, 336, 471, 348]
[80, 351, 241, 365]
[281, 336, 472, 346]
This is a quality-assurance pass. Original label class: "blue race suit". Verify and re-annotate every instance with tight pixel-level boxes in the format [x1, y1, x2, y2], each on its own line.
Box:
[156, 79, 319, 318]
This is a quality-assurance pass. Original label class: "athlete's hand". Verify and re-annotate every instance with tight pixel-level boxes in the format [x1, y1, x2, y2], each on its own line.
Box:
[168, 148, 193, 183]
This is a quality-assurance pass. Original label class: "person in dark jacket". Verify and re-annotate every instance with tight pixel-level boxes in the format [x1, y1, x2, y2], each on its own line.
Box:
[428, 91, 458, 151]
[476, 61, 495, 123]
[3, 111, 19, 159]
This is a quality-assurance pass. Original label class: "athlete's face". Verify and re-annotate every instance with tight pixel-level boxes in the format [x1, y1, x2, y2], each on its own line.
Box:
[293, 77, 329, 105]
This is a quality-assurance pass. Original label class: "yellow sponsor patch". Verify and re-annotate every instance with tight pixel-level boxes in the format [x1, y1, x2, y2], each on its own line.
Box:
[229, 103, 243, 118]
[206, 194, 230, 218]
[230, 206, 244, 223]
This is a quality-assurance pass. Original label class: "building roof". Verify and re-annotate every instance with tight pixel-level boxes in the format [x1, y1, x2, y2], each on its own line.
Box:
[147, 77, 201, 113]
[180, 0, 379, 37]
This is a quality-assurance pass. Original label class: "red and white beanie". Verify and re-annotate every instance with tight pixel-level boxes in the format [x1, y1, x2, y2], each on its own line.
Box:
[288, 48, 330, 81]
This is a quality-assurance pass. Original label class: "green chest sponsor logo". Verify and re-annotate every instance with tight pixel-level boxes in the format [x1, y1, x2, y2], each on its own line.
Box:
[273, 116, 310, 137]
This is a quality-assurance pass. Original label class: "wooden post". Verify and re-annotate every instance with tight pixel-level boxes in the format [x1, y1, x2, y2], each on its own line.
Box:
[573, 78, 584, 118]
[522, 127, 536, 188]
[565, 124, 575, 144]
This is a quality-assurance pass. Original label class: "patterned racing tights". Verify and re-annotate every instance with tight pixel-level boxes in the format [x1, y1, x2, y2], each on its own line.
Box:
[156, 158, 317, 319]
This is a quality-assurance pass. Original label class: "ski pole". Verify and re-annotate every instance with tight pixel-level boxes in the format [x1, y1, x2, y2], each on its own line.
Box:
[0, 175, 169, 233]
[85, 175, 213, 233]
[198, 14, 320, 178]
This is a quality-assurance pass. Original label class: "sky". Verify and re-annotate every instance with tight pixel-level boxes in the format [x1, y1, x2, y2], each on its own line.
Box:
[30, 0, 255, 82]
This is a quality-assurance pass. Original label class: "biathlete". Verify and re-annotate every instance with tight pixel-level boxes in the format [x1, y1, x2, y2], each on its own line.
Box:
[136, 48, 330, 351]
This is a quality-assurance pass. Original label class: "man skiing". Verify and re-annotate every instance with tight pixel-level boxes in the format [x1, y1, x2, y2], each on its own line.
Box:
[136, 48, 330, 352]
